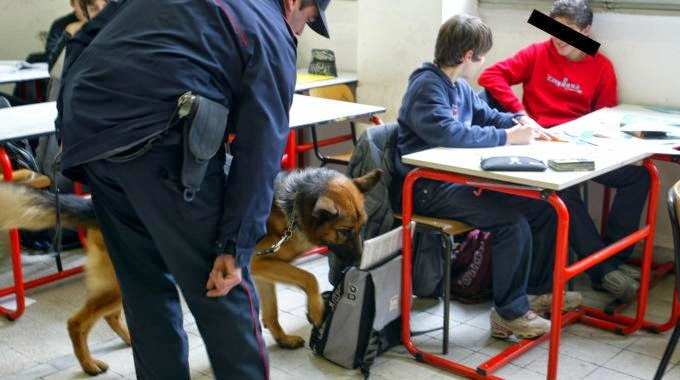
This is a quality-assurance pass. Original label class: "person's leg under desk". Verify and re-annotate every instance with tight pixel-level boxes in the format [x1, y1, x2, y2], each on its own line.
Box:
[557, 185, 609, 282]
[411, 180, 531, 321]
[596, 165, 650, 270]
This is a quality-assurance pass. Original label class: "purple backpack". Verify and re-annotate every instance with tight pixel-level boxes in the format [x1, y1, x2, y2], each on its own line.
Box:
[450, 229, 493, 304]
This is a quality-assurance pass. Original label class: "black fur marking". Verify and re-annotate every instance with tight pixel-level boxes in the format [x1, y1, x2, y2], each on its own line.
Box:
[274, 168, 344, 223]
[23, 184, 97, 226]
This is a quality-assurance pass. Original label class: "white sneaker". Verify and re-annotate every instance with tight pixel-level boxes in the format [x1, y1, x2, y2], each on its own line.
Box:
[490, 309, 551, 339]
[528, 291, 582, 315]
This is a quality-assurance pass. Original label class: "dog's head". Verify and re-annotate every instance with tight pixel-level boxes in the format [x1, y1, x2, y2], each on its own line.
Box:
[277, 168, 382, 264]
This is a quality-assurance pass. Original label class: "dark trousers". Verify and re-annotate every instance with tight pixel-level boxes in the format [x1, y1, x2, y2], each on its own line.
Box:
[402, 179, 557, 320]
[558, 165, 650, 283]
[83, 136, 268, 380]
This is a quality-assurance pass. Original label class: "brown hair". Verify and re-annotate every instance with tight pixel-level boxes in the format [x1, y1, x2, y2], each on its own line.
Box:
[434, 14, 493, 67]
[77, 0, 108, 20]
[549, 0, 593, 29]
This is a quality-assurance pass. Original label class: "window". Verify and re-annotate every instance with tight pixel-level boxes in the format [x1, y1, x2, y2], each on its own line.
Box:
[479, 0, 680, 12]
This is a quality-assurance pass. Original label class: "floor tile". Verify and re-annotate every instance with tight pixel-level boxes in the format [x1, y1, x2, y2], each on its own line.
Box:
[1, 252, 676, 380]
[584, 367, 643, 380]
[625, 331, 680, 364]
[524, 351, 598, 379]
[540, 332, 623, 365]
[664, 363, 680, 379]
[0, 347, 39, 377]
[603, 349, 666, 379]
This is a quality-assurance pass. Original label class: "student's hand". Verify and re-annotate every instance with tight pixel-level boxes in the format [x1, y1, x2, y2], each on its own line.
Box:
[505, 123, 535, 145]
[516, 115, 552, 141]
[65, 21, 86, 37]
[206, 254, 242, 297]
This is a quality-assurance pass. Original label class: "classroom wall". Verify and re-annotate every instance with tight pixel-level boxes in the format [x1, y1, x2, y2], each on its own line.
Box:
[0, 0, 71, 92]
[0, 0, 70, 58]
[296, 0, 358, 72]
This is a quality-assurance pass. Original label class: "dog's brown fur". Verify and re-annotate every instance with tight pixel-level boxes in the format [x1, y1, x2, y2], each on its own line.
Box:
[0, 167, 381, 374]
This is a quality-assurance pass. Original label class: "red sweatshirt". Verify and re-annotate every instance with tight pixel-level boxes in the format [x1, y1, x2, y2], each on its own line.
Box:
[478, 40, 618, 127]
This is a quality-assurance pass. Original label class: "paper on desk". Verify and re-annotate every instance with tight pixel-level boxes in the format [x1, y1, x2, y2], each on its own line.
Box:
[0, 61, 20, 73]
[0, 61, 47, 72]
[619, 122, 680, 135]
[619, 112, 680, 134]
[550, 109, 680, 154]
[359, 222, 414, 270]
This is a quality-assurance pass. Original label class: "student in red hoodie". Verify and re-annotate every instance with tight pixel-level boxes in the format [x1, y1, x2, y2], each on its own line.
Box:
[478, 0, 648, 303]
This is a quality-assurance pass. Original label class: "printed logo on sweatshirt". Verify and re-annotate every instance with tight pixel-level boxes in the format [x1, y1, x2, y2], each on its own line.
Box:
[451, 104, 458, 116]
[546, 74, 582, 94]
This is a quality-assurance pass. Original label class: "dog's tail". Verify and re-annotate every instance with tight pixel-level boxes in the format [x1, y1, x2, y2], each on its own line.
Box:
[0, 182, 97, 231]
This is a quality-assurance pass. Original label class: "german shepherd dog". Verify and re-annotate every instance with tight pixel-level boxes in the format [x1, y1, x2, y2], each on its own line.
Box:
[0, 167, 381, 375]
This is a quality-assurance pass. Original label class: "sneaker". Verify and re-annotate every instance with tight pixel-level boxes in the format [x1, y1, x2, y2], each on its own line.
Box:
[528, 291, 582, 315]
[593, 270, 639, 303]
[490, 309, 551, 339]
[618, 264, 641, 280]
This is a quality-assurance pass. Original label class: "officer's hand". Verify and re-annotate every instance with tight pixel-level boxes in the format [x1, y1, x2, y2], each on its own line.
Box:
[206, 254, 242, 297]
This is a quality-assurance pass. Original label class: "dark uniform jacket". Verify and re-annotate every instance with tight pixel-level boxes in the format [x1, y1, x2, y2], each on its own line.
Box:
[58, 0, 297, 267]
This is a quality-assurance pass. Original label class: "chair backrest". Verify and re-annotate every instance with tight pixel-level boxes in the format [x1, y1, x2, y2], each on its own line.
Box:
[364, 122, 398, 152]
[0, 96, 11, 109]
[674, 181, 680, 228]
[668, 180, 680, 300]
[309, 84, 355, 103]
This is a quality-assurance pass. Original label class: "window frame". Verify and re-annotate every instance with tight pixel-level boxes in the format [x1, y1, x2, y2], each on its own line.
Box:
[479, 0, 680, 13]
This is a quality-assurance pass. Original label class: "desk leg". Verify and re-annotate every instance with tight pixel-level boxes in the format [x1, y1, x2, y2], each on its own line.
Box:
[623, 159, 659, 334]
[546, 193, 571, 380]
[400, 169, 503, 380]
[73, 182, 89, 249]
[284, 131, 297, 170]
[576, 160, 660, 335]
[0, 147, 26, 320]
[0, 147, 88, 321]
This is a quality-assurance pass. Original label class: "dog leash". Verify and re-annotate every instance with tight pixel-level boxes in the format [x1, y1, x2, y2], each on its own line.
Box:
[255, 211, 297, 256]
[51, 151, 64, 271]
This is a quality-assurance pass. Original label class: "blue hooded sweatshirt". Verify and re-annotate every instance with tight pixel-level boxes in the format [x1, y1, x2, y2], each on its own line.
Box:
[395, 62, 519, 176]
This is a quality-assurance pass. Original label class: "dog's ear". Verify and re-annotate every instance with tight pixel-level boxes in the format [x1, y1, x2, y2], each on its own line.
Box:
[353, 169, 382, 194]
[312, 195, 339, 223]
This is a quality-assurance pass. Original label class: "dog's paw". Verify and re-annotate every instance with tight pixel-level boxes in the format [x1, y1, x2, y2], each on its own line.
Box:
[81, 358, 109, 376]
[276, 335, 306, 349]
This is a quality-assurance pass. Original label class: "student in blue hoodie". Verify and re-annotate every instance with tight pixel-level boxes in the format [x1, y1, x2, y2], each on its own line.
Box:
[394, 14, 582, 339]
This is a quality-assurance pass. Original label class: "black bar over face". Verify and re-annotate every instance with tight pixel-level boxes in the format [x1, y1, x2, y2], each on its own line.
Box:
[528, 9, 600, 56]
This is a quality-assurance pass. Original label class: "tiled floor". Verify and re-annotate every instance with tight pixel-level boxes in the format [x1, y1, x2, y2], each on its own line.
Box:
[0, 236, 678, 379]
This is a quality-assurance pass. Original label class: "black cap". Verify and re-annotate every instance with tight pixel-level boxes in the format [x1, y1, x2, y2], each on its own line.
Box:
[307, 0, 331, 38]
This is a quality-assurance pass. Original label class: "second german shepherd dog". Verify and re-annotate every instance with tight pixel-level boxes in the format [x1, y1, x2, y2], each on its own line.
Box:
[0, 167, 381, 375]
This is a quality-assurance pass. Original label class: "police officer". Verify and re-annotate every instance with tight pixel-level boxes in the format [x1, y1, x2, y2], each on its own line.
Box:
[57, 0, 332, 378]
